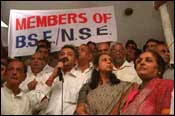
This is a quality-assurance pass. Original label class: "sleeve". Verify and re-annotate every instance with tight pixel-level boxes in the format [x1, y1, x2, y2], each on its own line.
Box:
[158, 80, 174, 112]
[27, 85, 52, 112]
[77, 83, 91, 104]
[19, 75, 34, 93]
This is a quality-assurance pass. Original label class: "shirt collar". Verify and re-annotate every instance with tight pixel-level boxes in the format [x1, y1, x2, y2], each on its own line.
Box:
[113, 60, 132, 71]
[3, 85, 25, 97]
[69, 62, 94, 77]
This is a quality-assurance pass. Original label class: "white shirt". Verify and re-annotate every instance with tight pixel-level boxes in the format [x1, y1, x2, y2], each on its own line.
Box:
[113, 60, 142, 84]
[163, 65, 174, 80]
[1, 85, 48, 115]
[19, 65, 53, 93]
[27, 64, 54, 73]
[43, 63, 94, 115]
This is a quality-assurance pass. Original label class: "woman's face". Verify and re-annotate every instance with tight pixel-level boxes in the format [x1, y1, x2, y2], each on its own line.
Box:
[135, 52, 159, 80]
[98, 54, 113, 72]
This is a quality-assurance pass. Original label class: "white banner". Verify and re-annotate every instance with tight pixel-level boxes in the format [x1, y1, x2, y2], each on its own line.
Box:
[8, 6, 118, 58]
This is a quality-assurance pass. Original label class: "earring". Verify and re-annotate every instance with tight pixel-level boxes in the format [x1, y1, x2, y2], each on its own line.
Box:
[158, 72, 161, 75]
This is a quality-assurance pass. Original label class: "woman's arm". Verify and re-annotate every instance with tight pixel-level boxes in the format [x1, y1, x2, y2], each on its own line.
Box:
[75, 103, 88, 115]
[75, 83, 90, 115]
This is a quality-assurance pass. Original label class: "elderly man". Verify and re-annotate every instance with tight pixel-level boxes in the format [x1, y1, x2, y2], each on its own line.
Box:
[111, 42, 142, 84]
[19, 52, 53, 93]
[1, 59, 49, 115]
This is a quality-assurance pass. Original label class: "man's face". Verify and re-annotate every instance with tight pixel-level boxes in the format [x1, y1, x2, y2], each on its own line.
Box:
[145, 41, 157, 51]
[126, 43, 136, 50]
[30, 53, 46, 74]
[97, 42, 110, 55]
[111, 44, 125, 65]
[37, 47, 49, 59]
[6, 61, 26, 86]
[156, 44, 170, 64]
[78, 44, 92, 61]
[126, 48, 136, 62]
[59, 48, 77, 67]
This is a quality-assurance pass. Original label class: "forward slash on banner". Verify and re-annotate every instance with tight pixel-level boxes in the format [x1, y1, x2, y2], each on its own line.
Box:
[56, 28, 60, 46]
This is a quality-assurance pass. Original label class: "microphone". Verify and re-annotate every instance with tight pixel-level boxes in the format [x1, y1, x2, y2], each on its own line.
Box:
[57, 57, 68, 82]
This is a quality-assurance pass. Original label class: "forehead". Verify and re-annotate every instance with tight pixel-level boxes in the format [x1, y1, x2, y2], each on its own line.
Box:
[32, 53, 44, 58]
[139, 52, 154, 59]
[98, 43, 109, 48]
[8, 60, 24, 68]
[61, 48, 75, 54]
[113, 43, 123, 49]
[79, 44, 88, 49]
[100, 54, 111, 59]
[127, 43, 136, 46]
[88, 43, 96, 48]
[157, 44, 168, 49]
[38, 47, 48, 51]
[147, 41, 157, 45]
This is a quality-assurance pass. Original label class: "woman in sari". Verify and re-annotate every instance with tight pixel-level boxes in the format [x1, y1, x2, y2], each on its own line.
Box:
[117, 50, 174, 115]
[75, 53, 131, 115]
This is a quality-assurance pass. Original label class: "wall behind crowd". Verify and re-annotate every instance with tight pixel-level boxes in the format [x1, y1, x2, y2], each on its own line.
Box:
[1, 1, 174, 50]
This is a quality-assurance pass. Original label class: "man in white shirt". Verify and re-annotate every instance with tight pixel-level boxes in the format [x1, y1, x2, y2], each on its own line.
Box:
[42, 44, 93, 115]
[1, 59, 49, 115]
[111, 42, 142, 84]
[20, 52, 53, 93]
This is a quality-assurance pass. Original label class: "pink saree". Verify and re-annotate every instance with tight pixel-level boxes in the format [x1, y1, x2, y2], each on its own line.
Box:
[120, 78, 174, 115]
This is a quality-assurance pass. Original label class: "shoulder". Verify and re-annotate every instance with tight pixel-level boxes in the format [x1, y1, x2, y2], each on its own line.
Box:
[116, 81, 133, 92]
[160, 79, 174, 88]
[118, 81, 132, 87]
[155, 78, 174, 93]
[80, 83, 91, 91]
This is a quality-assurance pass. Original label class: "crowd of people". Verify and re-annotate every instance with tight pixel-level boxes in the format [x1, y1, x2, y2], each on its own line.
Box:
[1, 38, 174, 115]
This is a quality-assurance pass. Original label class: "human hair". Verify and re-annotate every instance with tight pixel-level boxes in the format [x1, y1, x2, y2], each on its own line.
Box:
[89, 53, 120, 89]
[35, 45, 50, 53]
[111, 42, 124, 50]
[61, 44, 79, 58]
[134, 48, 142, 62]
[143, 38, 159, 51]
[87, 41, 96, 47]
[157, 41, 167, 46]
[150, 50, 166, 77]
[8, 58, 27, 73]
[37, 39, 51, 49]
[125, 40, 137, 48]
